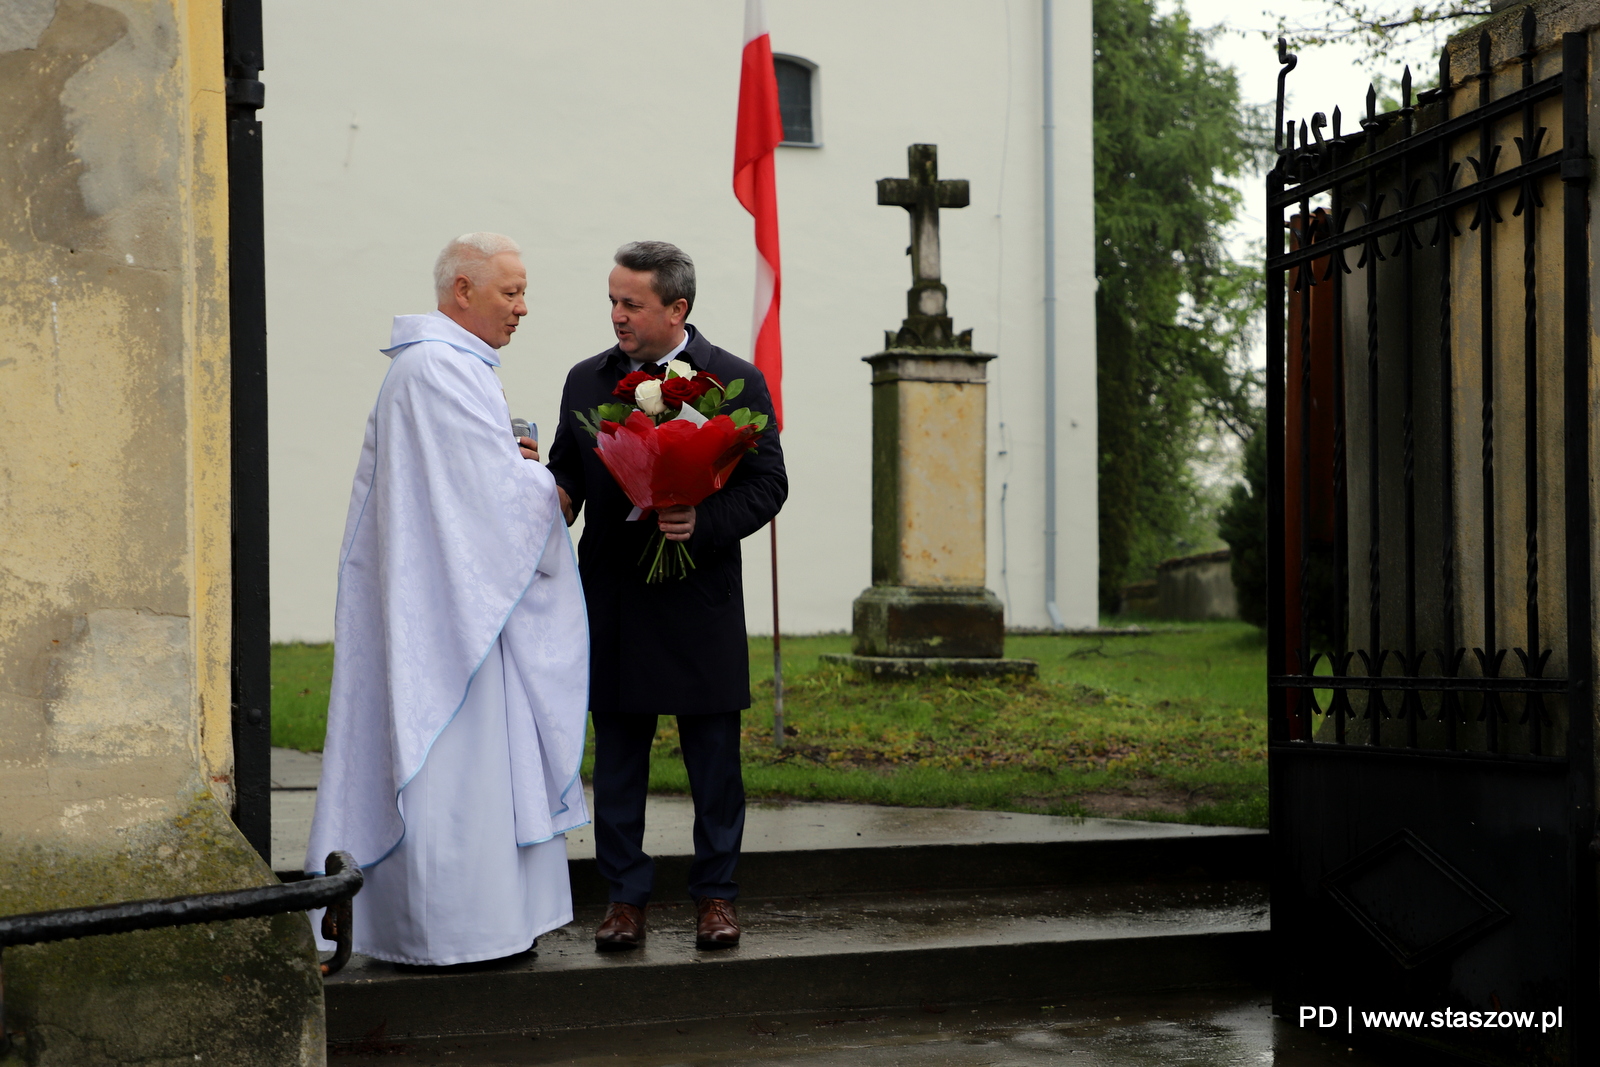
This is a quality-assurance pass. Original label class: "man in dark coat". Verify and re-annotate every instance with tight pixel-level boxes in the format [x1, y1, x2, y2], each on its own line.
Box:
[546, 241, 787, 951]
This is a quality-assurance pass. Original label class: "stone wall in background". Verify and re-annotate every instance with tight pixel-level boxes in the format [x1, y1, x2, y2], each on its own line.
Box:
[1157, 550, 1239, 622]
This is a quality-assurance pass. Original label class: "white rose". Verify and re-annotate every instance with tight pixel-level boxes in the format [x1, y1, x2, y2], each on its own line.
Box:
[635, 378, 666, 415]
[666, 360, 695, 380]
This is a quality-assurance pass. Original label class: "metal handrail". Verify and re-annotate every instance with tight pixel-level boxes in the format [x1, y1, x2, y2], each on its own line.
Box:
[0, 851, 362, 1051]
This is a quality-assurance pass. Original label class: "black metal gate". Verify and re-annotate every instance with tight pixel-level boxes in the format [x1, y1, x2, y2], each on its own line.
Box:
[1267, 14, 1595, 1064]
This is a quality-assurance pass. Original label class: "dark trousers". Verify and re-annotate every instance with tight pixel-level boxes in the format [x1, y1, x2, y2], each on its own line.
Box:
[591, 709, 745, 906]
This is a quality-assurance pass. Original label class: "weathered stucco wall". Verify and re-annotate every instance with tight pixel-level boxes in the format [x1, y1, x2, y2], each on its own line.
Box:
[258, 0, 1099, 637]
[0, 1, 322, 1062]
[0, 0, 233, 833]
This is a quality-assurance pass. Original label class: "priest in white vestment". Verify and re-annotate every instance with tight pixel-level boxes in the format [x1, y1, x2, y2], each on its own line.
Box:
[304, 233, 589, 967]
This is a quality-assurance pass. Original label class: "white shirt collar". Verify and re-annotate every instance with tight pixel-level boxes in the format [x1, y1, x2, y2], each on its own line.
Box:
[630, 328, 690, 373]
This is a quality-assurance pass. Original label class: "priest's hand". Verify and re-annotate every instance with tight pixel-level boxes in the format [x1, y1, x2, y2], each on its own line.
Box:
[558, 487, 575, 526]
[518, 436, 540, 461]
[658, 505, 695, 542]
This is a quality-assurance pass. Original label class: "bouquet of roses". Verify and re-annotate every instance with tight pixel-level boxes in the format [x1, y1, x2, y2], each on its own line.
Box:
[574, 360, 769, 581]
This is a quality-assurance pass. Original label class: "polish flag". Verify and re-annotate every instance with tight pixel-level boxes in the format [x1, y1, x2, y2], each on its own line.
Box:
[734, 0, 784, 428]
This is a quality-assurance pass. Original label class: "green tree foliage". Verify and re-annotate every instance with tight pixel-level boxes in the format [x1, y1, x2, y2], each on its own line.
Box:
[1275, 1, 1491, 68]
[1094, 0, 1266, 613]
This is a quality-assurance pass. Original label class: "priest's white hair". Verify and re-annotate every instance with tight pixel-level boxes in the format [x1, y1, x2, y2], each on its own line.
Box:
[434, 232, 522, 302]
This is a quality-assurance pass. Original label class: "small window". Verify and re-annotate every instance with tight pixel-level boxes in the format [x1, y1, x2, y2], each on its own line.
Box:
[774, 55, 819, 147]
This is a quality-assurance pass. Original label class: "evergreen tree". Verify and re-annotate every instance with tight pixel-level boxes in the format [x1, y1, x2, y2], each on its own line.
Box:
[1093, 0, 1266, 612]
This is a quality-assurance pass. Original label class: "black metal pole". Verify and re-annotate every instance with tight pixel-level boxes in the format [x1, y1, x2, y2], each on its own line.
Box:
[1329, 109, 1352, 745]
[224, 0, 271, 864]
[1362, 83, 1387, 741]
[1268, 165, 1288, 747]
[1558, 31, 1594, 1063]
[1517, 9, 1544, 755]
[771, 521, 783, 749]
[1437, 48, 1463, 748]
[1266, 160, 1290, 1027]
[1269, 39, 1295, 747]
[1297, 192, 1313, 739]
[1399, 68, 1421, 746]
[1475, 30, 1504, 752]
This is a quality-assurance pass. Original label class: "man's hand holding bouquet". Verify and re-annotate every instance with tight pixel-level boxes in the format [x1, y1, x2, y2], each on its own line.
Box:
[573, 360, 769, 581]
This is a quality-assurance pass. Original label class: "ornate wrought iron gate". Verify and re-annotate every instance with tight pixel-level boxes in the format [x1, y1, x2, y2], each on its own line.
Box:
[1267, 14, 1595, 1063]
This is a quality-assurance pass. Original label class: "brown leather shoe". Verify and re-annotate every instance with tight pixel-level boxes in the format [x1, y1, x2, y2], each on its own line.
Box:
[695, 896, 740, 949]
[595, 902, 646, 951]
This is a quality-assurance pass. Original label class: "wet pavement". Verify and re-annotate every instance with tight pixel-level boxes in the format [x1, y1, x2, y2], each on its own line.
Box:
[270, 748, 1257, 875]
[331, 990, 1391, 1065]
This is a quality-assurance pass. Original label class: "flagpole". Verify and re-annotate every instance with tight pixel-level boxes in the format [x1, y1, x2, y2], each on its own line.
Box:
[770, 520, 784, 748]
[737, 0, 786, 749]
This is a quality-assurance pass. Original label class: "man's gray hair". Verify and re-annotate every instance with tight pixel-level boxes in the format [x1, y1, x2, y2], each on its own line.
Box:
[614, 241, 696, 316]
[434, 232, 522, 302]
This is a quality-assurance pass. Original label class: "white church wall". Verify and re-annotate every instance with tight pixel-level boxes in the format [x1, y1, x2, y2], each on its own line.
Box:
[261, 0, 1097, 641]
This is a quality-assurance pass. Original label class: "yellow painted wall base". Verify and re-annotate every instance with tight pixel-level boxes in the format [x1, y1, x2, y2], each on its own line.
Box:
[0, 1, 323, 1061]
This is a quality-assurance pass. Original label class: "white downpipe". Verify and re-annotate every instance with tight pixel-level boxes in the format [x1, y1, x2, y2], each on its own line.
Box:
[1041, 0, 1064, 629]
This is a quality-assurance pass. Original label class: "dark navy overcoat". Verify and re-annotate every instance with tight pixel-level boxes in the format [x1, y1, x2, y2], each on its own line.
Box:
[546, 325, 788, 716]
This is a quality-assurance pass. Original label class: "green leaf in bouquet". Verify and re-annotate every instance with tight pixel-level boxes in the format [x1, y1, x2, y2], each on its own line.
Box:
[695, 387, 724, 416]
[724, 378, 745, 401]
[596, 402, 633, 424]
[573, 408, 600, 438]
[730, 407, 769, 432]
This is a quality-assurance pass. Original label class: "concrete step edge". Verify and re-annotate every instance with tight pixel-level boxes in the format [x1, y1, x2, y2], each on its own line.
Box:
[325, 927, 1269, 1042]
[567, 832, 1270, 905]
[283, 830, 1270, 902]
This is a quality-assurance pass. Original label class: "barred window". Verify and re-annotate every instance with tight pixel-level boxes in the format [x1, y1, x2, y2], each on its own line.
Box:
[774, 55, 819, 147]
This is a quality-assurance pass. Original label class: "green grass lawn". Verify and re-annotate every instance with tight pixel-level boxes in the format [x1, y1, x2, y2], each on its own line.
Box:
[272, 622, 1267, 828]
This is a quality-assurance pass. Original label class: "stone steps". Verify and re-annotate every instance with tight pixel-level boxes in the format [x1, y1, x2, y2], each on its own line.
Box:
[279, 749, 1273, 1045]
[324, 881, 1268, 1042]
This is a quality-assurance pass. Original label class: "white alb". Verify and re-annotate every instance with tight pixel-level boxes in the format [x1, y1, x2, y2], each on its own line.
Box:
[304, 311, 589, 965]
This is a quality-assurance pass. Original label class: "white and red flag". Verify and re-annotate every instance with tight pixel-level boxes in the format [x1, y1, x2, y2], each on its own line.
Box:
[734, 0, 784, 428]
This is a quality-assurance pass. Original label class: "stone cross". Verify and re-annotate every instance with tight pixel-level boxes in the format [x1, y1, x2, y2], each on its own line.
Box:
[827, 143, 1035, 679]
[877, 143, 970, 348]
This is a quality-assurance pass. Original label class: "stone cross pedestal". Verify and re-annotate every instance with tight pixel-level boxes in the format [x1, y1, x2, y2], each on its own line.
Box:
[826, 145, 1036, 679]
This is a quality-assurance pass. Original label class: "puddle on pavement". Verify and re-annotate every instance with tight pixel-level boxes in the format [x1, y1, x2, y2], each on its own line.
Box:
[332, 989, 1393, 1065]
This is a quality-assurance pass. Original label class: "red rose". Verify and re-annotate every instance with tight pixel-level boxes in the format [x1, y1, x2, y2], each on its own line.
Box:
[689, 372, 723, 400]
[612, 370, 656, 401]
[660, 376, 700, 409]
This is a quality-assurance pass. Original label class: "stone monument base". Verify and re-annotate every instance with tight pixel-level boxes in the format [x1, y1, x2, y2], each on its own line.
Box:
[821, 652, 1038, 679]
[850, 585, 1006, 658]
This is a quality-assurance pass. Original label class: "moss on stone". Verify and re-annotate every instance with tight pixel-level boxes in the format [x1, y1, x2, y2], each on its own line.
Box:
[0, 793, 324, 1066]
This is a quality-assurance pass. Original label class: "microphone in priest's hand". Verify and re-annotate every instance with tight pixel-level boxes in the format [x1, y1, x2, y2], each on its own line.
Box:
[512, 418, 539, 463]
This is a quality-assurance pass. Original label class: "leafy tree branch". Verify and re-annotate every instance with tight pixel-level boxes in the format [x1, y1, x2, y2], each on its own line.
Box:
[1271, 1, 1494, 68]
[1094, 0, 1268, 612]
